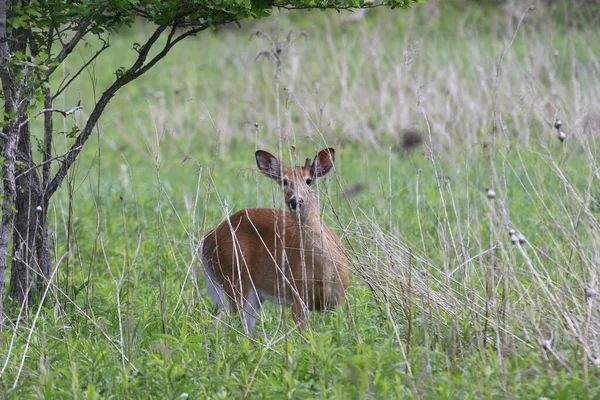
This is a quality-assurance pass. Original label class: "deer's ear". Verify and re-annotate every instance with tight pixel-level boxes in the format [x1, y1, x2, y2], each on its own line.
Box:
[311, 148, 335, 178]
[256, 150, 281, 181]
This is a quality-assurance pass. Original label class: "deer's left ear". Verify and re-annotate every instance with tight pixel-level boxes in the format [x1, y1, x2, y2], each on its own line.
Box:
[256, 150, 282, 181]
[311, 148, 335, 178]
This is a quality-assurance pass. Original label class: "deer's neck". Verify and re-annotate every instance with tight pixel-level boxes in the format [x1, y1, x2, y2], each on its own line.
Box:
[292, 200, 327, 247]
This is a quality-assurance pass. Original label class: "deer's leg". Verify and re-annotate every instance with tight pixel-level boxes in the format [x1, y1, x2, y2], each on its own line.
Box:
[240, 283, 262, 335]
[291, 298, 309, 327]
[224, 277, 262, 335]
[203, 268, 227, 312]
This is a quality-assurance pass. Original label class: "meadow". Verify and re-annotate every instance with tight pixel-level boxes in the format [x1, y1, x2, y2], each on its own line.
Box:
[1, 1, 600, 398]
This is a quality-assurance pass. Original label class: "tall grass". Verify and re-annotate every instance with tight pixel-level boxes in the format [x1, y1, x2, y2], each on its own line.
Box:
[1, 2, 599, 398]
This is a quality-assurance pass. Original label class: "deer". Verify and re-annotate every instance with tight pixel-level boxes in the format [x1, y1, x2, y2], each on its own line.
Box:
[201, 148, 349, 335]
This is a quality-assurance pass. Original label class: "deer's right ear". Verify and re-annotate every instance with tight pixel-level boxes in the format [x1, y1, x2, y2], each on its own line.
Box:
[255, 150, 281, 181]
[311, 148, 335, 178]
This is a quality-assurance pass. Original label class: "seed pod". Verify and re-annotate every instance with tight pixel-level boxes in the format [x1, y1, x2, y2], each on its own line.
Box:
[554, 119, 562, 130]
[586, 287, 598, 300]
[558, 131, 566, 142]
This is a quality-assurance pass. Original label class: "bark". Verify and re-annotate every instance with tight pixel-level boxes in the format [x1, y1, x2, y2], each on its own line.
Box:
[10, 121, 45, 309]
[39, 86, 53, 281]
[0, 0, 25, 319]
[0, 130, 17, 323]
[0, 0, 7, 326]
[0, 0, 44, 313]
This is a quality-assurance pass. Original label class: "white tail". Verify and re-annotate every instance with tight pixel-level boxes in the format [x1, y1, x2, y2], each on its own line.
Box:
[201, 148, 349, 334]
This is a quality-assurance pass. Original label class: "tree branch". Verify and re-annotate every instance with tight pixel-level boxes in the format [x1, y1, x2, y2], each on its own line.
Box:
[46, 19, 92, 76]
[45, 23, 211, 199]
[128, 24, 168, 73]
[17, 104, 82, 130]
[53, 37, 110, 99]
[16, 145, 82, 181]
[45, 24, 167, 197]
[42, 24, 54, 192]
[0, 0, 8, 329]
[275, 2, 383, 11]
[136, 25, 206, 77]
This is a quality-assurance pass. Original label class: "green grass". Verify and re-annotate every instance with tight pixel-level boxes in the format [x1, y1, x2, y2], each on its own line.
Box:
[2, 2, 600, 398]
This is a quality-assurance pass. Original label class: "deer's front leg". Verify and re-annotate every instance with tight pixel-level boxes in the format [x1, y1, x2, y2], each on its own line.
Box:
[291, 299, 309, 327]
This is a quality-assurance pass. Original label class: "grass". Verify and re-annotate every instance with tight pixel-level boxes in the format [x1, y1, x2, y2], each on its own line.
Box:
[2, 1, 600, 398]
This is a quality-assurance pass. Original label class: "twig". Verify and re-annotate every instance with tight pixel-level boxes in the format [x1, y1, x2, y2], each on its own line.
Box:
[53, 38, 109, 99]
[17, 104, 82, 130]
[46, 19, 92, 76]
[491, 6, 535, 134]
[14, 146, 82, 181]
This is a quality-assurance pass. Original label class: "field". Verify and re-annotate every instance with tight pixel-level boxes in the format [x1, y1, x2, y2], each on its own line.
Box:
[2, 1, 600, 398]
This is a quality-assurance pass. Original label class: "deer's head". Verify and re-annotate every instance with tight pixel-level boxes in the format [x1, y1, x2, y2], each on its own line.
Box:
[256, 148, 335, 216]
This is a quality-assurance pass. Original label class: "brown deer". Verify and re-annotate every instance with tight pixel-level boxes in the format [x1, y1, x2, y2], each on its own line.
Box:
[201, 148, 349, 334]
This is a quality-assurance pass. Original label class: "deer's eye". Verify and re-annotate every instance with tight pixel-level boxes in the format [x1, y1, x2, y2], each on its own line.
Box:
[306, 178, 313, 186]
[283, 179, 289, 187]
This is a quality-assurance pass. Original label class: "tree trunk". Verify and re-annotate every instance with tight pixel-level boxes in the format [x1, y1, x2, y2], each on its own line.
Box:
[0, 0, 29, 319]
[0, 0, 8, 326]
[0, 129, 17, 323]
[9, 122, 48, 310]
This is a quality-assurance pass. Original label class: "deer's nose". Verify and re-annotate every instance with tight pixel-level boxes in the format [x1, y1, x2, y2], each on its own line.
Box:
[289, 198, 304, 211]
